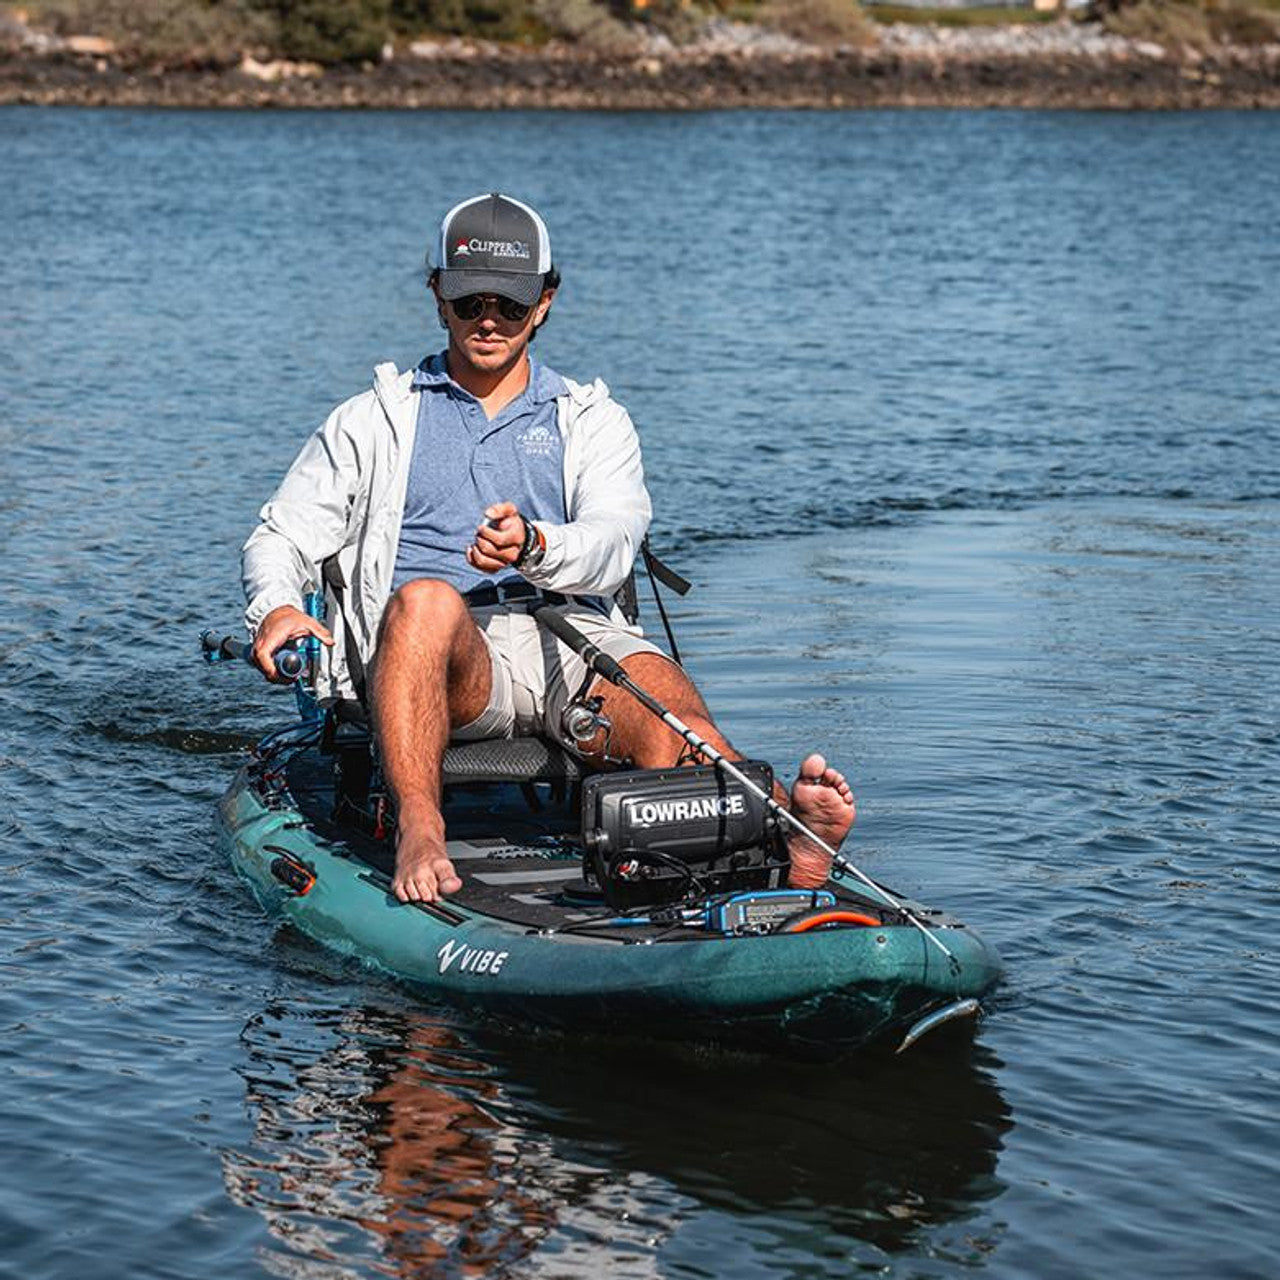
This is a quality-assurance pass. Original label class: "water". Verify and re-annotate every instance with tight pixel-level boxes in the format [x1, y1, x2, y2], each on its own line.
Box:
[2, 107, 1278, 1278]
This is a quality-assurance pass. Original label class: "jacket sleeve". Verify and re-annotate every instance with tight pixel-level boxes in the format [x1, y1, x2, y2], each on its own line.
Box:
[521, 392, 652, 597]
[241, 398, 366, 634]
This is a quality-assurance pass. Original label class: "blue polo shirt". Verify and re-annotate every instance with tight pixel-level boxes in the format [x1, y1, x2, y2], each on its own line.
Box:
[392, 352, 569, 595]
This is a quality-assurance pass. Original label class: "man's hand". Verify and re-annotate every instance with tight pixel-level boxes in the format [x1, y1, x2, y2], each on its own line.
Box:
[467, 501, 526, 573]
[251, 604, 334, 683]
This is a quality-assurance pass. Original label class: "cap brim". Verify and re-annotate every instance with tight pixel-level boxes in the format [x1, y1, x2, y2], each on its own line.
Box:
[436, 269, 545, 306]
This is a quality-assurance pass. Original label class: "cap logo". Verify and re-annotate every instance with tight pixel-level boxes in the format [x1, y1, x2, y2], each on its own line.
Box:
[453, 237, 531, 261]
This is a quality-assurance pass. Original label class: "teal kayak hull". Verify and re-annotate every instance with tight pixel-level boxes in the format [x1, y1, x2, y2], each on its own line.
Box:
[216, 759, 1002, 1054]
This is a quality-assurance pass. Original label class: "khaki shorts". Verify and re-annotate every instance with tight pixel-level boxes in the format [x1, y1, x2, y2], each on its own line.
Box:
[453, 603, 666, 747]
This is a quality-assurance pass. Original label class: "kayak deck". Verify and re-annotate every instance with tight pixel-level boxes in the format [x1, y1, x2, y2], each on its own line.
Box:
[217, 738, 1003, 1054]
[283, 747, 936, 942]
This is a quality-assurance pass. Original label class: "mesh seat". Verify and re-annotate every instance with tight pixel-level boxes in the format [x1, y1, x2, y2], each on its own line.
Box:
[443, 737, 583, 784]
[328, 699, 582, 785]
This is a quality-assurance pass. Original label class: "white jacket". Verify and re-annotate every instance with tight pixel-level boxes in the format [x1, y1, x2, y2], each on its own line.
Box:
[242, 361, 652, 699]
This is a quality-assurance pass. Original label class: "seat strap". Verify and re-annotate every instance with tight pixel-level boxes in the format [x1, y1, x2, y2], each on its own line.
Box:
[642, 538, 692, 597]
[640, 536, 691, 665]
[322, 556, 368, 707]
[613, 568, 640, 626]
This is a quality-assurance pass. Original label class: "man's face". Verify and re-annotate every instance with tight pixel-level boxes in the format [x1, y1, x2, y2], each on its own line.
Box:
[436, 285, 555, 378]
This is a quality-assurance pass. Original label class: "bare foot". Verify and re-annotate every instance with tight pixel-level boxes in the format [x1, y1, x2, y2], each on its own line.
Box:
[786, 753, 856, 889]
[391, 801, 462, 903]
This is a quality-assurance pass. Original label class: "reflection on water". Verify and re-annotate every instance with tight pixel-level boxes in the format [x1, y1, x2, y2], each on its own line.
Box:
[225, 1002, 1012, 1277]
[226, 1005, 552, 1276]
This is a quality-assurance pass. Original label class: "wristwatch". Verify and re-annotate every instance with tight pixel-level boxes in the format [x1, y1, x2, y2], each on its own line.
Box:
[514, 513, 546, 571]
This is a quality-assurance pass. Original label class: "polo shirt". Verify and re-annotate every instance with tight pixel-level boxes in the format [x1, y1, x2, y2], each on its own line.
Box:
[392, 352, 568, 595]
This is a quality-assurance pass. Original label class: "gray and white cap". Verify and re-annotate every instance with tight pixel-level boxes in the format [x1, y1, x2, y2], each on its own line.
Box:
[435, 193, 552, 307]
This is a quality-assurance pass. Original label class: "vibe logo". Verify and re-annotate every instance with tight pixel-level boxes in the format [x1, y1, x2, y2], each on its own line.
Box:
[437, 939, 509, 976]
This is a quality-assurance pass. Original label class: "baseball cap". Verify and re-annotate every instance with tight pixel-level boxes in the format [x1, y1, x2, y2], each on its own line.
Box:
[435, 193, 552, 307]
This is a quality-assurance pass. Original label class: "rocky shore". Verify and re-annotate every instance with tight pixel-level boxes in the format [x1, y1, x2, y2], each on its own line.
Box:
[3, 16, 1279, 110]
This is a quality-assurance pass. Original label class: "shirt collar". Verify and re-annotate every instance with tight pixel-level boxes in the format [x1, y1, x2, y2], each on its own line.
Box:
[527, 357, 568, 404]
[411, 351, 451, 391]
[412, 351, 566, 405]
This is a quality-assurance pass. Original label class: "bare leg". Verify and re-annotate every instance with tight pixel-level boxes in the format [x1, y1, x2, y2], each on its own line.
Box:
[370, 580, 493, 903]
[582, 654, 732, 770]
[583, 655, 855, 886]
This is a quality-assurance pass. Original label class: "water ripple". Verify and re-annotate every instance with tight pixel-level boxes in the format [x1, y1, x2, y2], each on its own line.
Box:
[3, 107, 1279, 1280]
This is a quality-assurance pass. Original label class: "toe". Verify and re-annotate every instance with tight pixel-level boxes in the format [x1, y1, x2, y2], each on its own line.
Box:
[396, 871, 435, 904]
[798, 752, 826, 781]
[431, 859, 460, 895]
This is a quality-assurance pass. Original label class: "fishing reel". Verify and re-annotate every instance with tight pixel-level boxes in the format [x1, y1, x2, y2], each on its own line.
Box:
[560, 682, 629, 766]
[562, 694, 610, 745]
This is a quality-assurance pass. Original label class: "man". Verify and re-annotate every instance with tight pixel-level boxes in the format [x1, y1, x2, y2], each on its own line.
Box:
[243, 192, 853, 904]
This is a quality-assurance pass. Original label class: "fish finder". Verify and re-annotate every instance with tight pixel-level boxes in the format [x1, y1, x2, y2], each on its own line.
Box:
[580, 761, 788, 911]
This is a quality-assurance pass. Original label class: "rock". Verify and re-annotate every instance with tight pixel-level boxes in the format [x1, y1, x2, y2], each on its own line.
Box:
[3, 14, 1280, 110]
[694, 18, 809, 56]
[408, 38, 481, 60]
[875, 18, 1169, 63]
[238, 56, 323, 81]
[1, 9, 58, 53]
[65, 35, 115, 56]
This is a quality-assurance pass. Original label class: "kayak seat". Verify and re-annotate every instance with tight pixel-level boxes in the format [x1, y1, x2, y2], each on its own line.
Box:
[327, 698, 583, 785]
[443, 736, 583, 785]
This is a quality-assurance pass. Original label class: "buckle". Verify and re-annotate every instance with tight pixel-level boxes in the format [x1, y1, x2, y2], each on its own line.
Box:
[465, 582, 565, 608]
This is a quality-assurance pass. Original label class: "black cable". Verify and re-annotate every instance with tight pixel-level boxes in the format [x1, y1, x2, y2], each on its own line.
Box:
[612, 848, 726, 916]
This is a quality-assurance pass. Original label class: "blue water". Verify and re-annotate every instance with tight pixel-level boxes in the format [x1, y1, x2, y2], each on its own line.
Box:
[2, 107, 1278, 1279]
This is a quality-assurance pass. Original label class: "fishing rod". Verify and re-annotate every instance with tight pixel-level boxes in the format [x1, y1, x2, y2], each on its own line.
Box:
[532, 605, 958, 967]
[202, 590, 328, 725]
[201, 629, 305, 680]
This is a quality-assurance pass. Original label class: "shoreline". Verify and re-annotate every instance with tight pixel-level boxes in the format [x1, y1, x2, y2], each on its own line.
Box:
[4, 26, 1280, 111]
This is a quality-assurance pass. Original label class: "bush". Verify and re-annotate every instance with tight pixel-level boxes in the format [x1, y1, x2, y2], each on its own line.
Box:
[627, 0, 706, 45]
[27, 0, 273, 65]
[1094, 0, 1280, 50]
[532, 0, 641, 49]
[756, 0, 875, 46]
[253, 0, 390, 62]
[1099, 0, 1215, 49]
[391, 0, 541, 41]
[1206, 0, 1280, 44]
[865, 3, 1057, 26]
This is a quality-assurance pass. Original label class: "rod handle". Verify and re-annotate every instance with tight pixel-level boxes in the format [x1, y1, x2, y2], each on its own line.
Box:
[532, 604, 625, 682]
[201, 629, 305, 680]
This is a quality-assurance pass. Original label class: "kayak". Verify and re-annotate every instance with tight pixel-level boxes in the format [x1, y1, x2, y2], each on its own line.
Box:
[215, 722, 1003, 1056]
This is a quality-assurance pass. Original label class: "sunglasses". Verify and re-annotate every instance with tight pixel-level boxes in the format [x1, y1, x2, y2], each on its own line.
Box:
[448, 294, 532, 323]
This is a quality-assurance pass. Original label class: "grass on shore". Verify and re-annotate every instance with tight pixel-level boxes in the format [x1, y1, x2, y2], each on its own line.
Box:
[864, 5, 1059, 26]
[1096, 0, 1280, 49]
